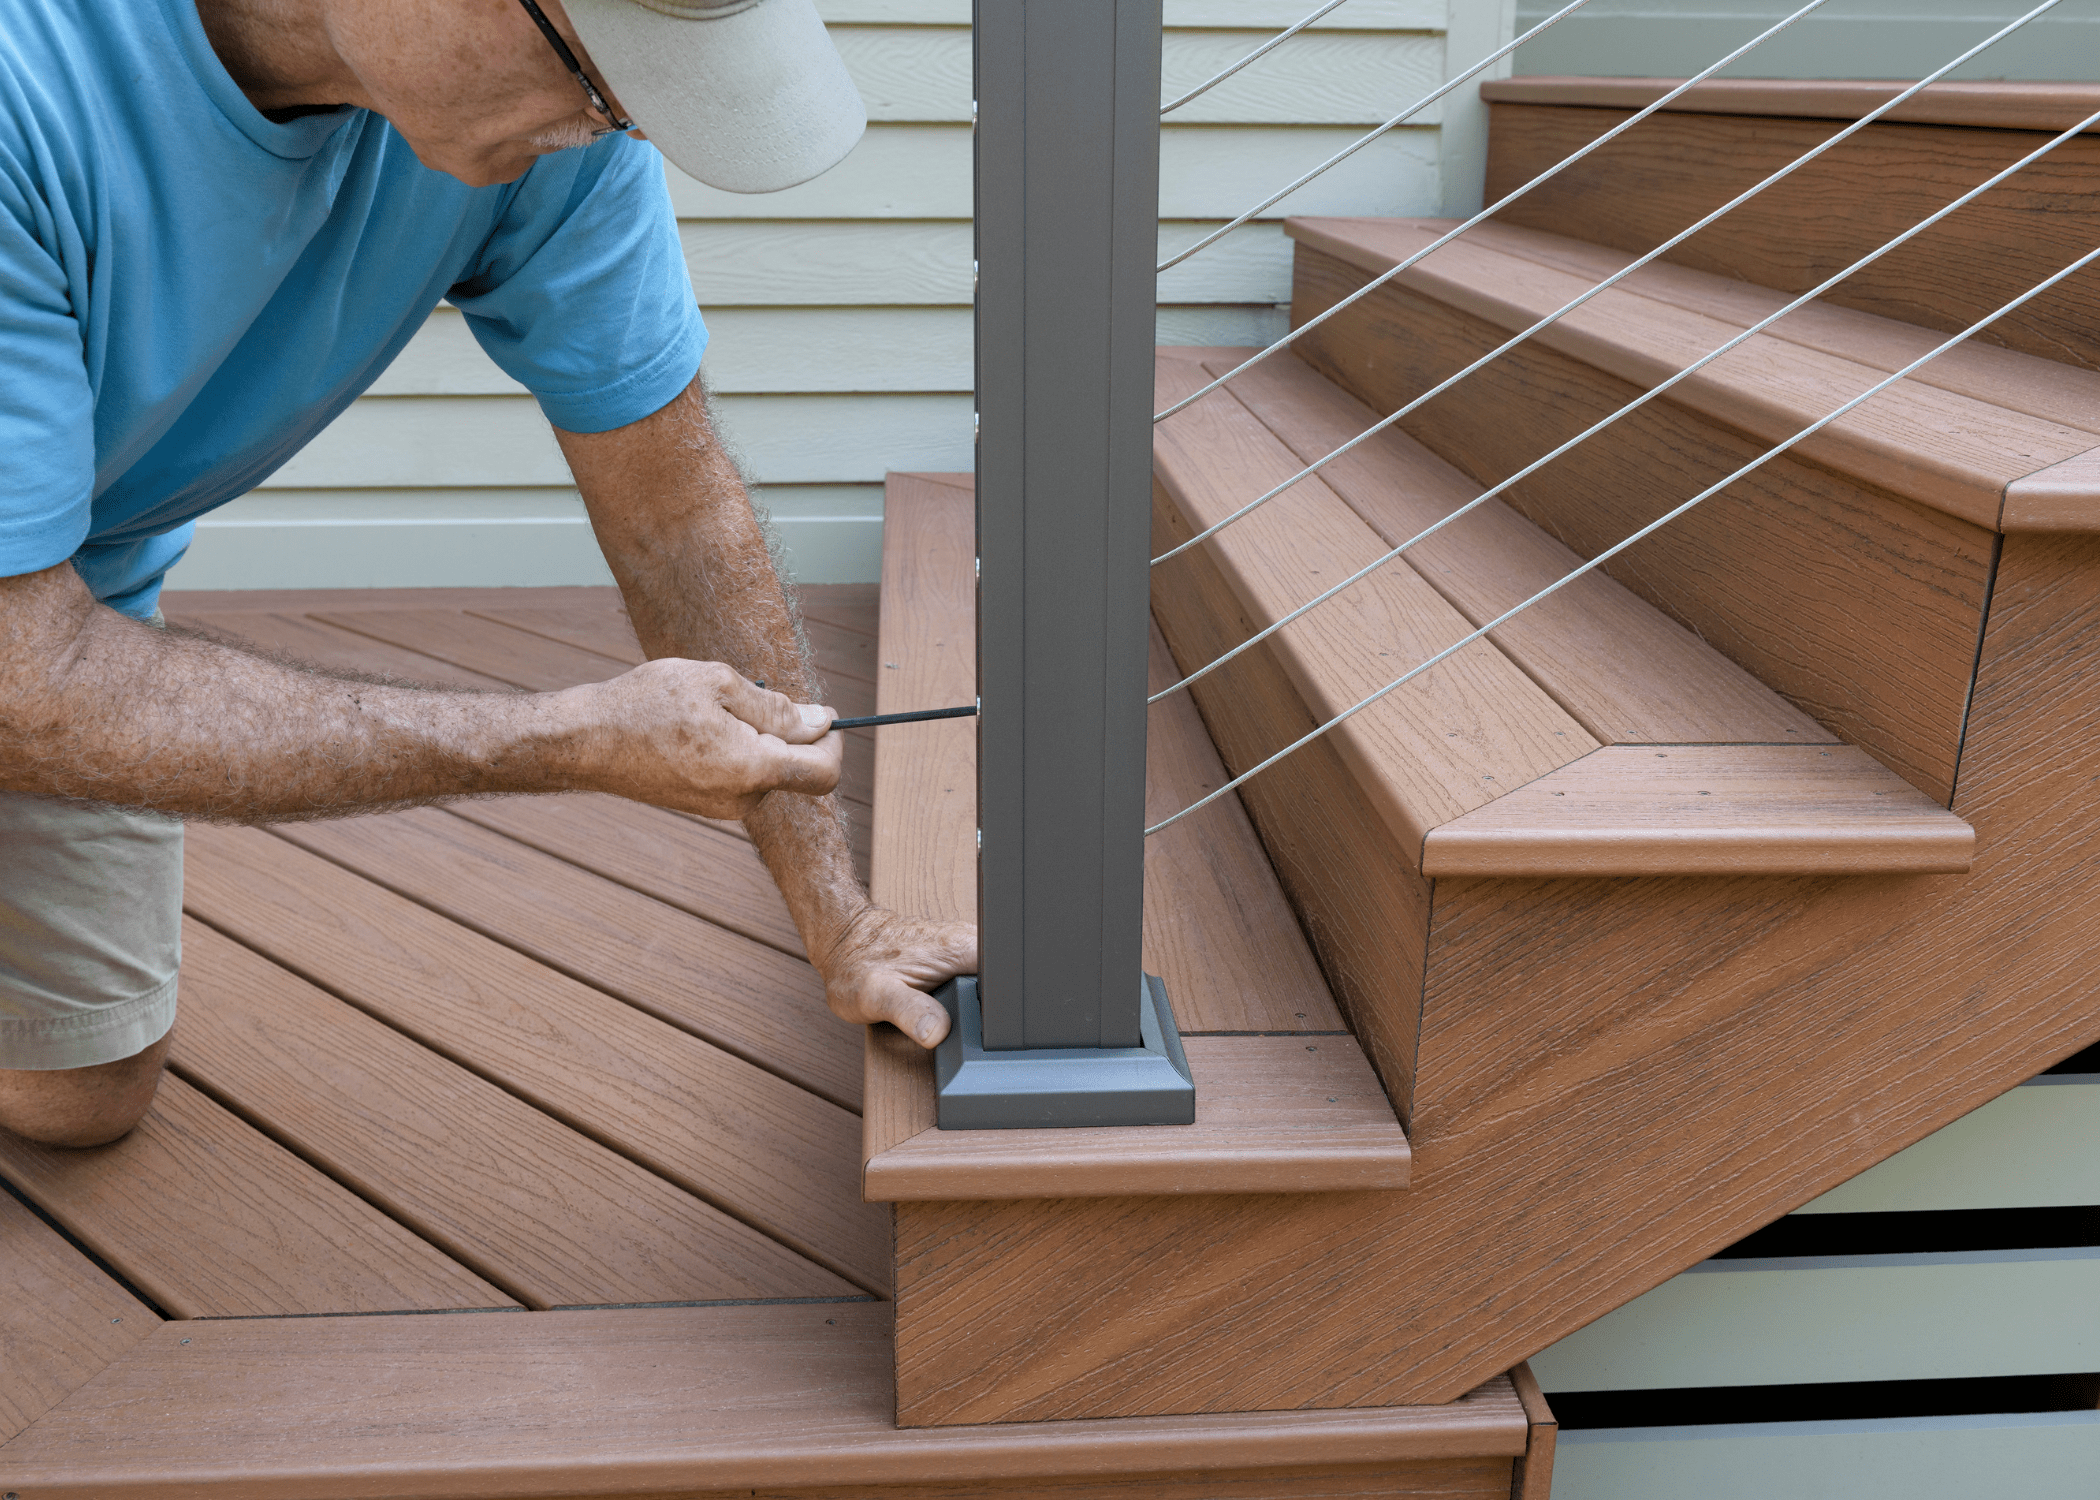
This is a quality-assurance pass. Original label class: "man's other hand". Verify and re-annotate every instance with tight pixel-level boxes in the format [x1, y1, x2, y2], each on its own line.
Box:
[811, 905, 978, 1049]
[579, 658, 841, 818]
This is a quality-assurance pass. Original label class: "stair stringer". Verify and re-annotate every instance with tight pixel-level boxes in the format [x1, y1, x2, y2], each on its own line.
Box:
[891, 530, 2100, 1427]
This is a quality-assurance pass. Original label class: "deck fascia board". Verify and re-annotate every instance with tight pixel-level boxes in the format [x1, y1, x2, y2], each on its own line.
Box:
[0, 1305, 1527, 1498]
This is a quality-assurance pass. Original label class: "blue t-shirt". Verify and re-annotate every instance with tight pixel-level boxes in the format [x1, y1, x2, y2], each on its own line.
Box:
[0, 0, 708, 618]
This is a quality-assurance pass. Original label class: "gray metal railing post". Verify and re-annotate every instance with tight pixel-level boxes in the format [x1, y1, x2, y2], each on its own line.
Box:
[929, 0, 1194, 1128]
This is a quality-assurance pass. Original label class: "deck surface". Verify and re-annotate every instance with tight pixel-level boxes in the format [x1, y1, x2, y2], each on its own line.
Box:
[1, 585, 882, 1345]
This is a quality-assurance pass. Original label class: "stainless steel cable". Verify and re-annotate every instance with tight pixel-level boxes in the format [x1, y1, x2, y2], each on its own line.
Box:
[1144, 237, 2100, 838]
[1160, 0, 1356, 117]
[1150, 0, 1832, 417]
[1147, 0, 2061, 571]
[1154, 0, 1600, 273]
[1146, 98, 2100, 709]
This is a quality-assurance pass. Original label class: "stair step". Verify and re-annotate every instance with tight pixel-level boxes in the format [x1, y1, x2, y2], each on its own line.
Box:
[1152, 349, 1973, 879]
[863, 472, 1411, 1201]
[1474, 79, 2100, 378]
[1482, 77, 2100, 135]
[1279, 216, 2009, 805]
[1423, 744, 1973, 877]
[1285, 215, 2098, 533]
[1212, 347, 1832, 746]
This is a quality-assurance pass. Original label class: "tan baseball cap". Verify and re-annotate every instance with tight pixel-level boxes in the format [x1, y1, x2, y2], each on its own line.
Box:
[561, 0, 867, 194]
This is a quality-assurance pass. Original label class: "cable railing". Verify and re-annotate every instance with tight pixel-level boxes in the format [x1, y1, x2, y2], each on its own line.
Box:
[1151, 0, 1834, 418]
[1147, 85, 2098, 710]
[1134, 0, 2091, 835]
[1145, 0, 2063, 574]
[1155, 0, 1600, 272]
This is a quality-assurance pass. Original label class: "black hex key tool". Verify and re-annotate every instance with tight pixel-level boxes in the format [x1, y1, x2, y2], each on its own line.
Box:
[829, 705, 978, 730]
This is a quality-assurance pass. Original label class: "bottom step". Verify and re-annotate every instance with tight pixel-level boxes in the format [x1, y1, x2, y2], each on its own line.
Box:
[0, 1303, 1556, 1499]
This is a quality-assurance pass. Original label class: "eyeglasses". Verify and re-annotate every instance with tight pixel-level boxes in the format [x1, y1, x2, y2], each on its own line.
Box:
[514, 0, 636, 137]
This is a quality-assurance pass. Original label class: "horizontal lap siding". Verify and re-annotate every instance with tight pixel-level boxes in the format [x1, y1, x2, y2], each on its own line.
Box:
[166, 1, 1452, 590]
[1542, 1075, 2100, 1498]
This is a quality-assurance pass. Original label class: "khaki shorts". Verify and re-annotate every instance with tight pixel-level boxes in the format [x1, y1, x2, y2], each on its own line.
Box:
[0, 792, 182, 1071]
[1, 606, 182, 1072]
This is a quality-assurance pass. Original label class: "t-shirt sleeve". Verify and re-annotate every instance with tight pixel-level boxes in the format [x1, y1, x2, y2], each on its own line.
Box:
[0, 163, 97, 580]
[447, 134, 707, 435]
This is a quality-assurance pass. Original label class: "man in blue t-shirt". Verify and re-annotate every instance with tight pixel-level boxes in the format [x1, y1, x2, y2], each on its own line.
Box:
[0, 0, 973, 1146]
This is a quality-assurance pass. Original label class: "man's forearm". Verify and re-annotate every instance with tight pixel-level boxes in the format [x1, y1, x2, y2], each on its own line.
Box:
[0, 562, 571, 818]
[0, 557, 836, 822]
[560, 382, 866, 951]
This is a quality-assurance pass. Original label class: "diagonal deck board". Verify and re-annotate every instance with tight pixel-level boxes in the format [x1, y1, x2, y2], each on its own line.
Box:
[448, 795, 808, 956]
[182, 826, 887, 1293]
[2, 587, 888, 1336]
[170, 917, 851, 1307]
[0, 1073, 514, 1318]
[0, 1190, 158, 1445]
[172, 610, 514, 691]
[271, 806, 861, 1110]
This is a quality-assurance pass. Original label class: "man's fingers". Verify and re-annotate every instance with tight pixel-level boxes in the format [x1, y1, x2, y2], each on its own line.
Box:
[720, 673, 833, 744]
[749, 735, 842, 798]
[869, 974, 952, 1049]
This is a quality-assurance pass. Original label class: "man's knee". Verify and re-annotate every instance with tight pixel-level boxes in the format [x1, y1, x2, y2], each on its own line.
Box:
[0, 1032, 172, 1148]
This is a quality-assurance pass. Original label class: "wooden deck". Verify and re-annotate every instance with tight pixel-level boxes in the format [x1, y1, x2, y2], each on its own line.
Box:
[0, 579, 1547, 1498]
[3, 586, 881, 1348]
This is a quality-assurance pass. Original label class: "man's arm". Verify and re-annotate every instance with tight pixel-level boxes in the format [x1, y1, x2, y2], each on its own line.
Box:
[557, 378, 972, 1048]
[0, 557, 838, 820]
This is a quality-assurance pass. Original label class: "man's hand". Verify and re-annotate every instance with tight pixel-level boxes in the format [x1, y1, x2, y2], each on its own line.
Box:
[809, 904, 978, 1048]
[572, 660, 841, 818]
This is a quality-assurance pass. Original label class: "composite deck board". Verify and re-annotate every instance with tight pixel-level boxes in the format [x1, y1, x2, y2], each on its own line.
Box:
[0, 1303, 1529, 1498]
[272, 806, 861, 1111]
[170, 917, 848, 1307]
[0, 1190, 158, 1445]
[311, 607, 637, 691]
[168, 609, 513, 691]
[449, 794, 808, 957]
[182, 826, 886, 1293]
[1208, 352, 1838, 747]
[0, 1073, 514, 1319]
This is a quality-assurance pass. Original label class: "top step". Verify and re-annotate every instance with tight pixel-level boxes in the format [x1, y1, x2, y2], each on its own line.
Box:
[1482, 77, 2100, 135]
[1475, 78, 2100, 379]
[1285, 214, 2100, 533]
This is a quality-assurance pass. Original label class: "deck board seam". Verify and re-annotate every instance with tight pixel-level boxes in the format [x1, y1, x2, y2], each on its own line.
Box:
[158, 1051, 547, 1311]
[251, 823, 859, 1116]
[175, 900, 879, 1298]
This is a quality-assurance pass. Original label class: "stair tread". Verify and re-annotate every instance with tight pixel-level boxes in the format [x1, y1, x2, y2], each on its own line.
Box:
[1286, 215, 2098, 531]
[1480, 76, 2100, 136]
[1156, 348, 1976, 877]
[1203, 348, 1835, 747]
[1423, 744, 1974, 877]
[1461, 218, 2100, 442]
[1153, 352, 1602, 858]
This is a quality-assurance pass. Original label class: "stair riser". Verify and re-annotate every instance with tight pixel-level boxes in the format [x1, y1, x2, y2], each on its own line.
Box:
[1485, 104, 2100, 377]
[1289, 246, 1998, 804]
[1150, 479, 1430, 1119]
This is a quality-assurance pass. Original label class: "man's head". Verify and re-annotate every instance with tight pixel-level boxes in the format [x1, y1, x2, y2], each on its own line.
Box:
[209, 0, 863, 190]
